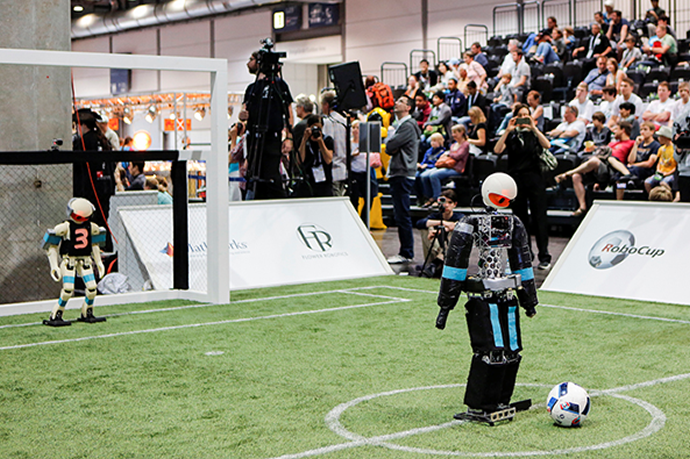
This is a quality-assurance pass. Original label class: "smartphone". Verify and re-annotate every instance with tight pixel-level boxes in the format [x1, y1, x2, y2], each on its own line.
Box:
[516, 117, 530, 125]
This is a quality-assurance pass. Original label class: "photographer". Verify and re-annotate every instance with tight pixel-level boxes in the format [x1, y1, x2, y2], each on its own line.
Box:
[298, 114, 334, 197]
[674, 105, 690, 202]
[494, 104, 552, 270]
[240, 46, 294, 200]
[415, 190, 461, 278]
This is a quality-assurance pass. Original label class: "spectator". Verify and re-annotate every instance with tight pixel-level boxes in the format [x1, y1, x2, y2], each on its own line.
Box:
[606, 9, 629, 50]
[555, 121, 634, 216]
[416, 133, 447, 206]
[144, 177, 173, 205]
[552, 28, 567, 61]
[423, 90, 453, 140]
[587, 111, 613, 147]
[548, 105, 587, 154]
[533, 29, 560, 64]
[490, 73, 518, 128]
[658, 15, 677, 39]
[386, 97, 422, 264]
[121, 136, 133, 151]
[645, 0, 665, 37]
[649, 182, 673, 201]
[349, 120, 378, 225]
[615, 121, 660, 199]
[643, 24, 678, 67]
[404, 74, 423, 100]
[603, 0, 615, 23]
[594, 11, 609, 34]
[618, 101, 641, 139]
[608, 77, 644, 127]
[115, 161, 146, 192]
[569, 82, 595, 124]
[673, 107, 690, 202]
[494, 104, 553, 269]
[470, 42, 489, 67]
[510, 49, 531, 101]
[292, 94, 314, 150]
[456, 81, 487, 130]
[437, 61, 454, 87]
[563, 26, 576, 51]
[573, 23, 611, 59]
[644, 125, 676, 193]
[418, 125, 471, 206]
[415, 189, 461, 278]
[605, 57, 626, 92]
[498, 39, 520, 79]
[600, 85, 618, 120]
[413, 92, 432, 129]
[527, 90, 545, 132]
[229, 121, 246, 201]
[95, 113, 119, 151]
[445, 77, 467, 120]
[467, 106, 488, 155]
[463, 51, 488, 93]
[620, 36, 643, 69]
[456, 64, 471, 93]
[584, 55, 611, 95]
[642, 81, 674, 126]
[414, 59, 438, 90]
[546, 16, 558, 32]
[297, 114, 334, 197]
[321, 91, 348, 196]
[671, 82, 690, 125]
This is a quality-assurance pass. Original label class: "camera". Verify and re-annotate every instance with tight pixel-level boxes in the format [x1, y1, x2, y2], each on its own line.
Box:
[257, 38, 287, 75]
[310, 126, 321, 139]
[438, 196, 447, 204]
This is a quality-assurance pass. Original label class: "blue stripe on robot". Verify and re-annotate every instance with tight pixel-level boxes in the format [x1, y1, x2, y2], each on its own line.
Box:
[508, 306, 519, 350]
[489, 303, 504, 348]
[442, 266, 467, 281]
[515, 267, 534, 281]
[63, 276, 75, 284]
[83, 273, 95, 284]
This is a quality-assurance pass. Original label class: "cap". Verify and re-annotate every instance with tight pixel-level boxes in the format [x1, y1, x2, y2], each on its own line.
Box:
[538, 28, 552, 37]
[604, 0, 614, 6]
[448, 58, 460, 66]
[95, 111, 109, 124]
[657, 125, 673, 139]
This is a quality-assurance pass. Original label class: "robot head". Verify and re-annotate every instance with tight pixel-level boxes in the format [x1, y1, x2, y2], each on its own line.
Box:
[481, 172, 517, 209]
[67, 198, 95, 223]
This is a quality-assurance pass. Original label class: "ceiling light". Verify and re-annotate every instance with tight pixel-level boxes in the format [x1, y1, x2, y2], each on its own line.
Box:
[73, 5, 84, 12]
[123, 107, 133, 125]
[194, 108, 206, 121]
[169, 111, 177, 120]
[145, 105, 158, 123]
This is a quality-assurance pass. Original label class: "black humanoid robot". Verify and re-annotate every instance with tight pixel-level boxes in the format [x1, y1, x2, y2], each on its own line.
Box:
[435, 172, 538, 425]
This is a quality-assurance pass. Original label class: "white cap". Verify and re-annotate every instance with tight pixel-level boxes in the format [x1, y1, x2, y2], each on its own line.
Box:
[604, 0, 614, 6]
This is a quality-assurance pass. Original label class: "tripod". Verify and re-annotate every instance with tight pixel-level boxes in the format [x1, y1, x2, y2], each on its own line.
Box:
[420, 213, 449, 278]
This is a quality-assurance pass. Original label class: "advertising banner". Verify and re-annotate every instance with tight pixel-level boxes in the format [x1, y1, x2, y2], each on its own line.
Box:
[118, 197, 393, 292]
[541, 201, 690, 305]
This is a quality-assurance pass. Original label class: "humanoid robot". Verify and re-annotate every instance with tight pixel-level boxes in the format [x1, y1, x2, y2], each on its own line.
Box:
[435, 172, 538, 425]
[42, 198, 107, 326]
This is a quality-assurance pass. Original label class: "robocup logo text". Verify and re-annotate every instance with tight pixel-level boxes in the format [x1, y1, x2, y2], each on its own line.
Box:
[297, 224, 333, 252]
[588, 230, 665, 270]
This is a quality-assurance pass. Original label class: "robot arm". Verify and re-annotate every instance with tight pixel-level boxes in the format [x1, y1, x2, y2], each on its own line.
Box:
[91, 224, 107, 278]
[436, 217, 474, 329]
[508, 217, 538, 317]
[42, 224, 68, 282]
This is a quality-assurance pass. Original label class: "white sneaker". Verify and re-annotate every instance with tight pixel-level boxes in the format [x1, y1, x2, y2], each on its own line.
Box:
[387, 255, 413, 264]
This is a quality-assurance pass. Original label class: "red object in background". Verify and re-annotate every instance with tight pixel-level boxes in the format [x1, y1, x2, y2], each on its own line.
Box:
[108, 118, 119, 131]
[164, 118, 192, 131]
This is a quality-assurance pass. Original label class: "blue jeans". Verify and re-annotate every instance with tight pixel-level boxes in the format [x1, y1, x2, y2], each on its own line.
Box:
[420, 167, 459, 199]
[389, 176, 414, 259]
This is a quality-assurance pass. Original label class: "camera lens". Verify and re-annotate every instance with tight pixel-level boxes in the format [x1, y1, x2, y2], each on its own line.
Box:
[438, 197, 447, 203]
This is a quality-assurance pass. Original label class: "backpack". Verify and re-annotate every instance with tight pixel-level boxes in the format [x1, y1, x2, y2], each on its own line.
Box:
[367, 82, 395, 111]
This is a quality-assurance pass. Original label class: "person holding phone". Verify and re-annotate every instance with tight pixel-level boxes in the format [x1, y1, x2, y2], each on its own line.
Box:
[494, 104, 553, 270]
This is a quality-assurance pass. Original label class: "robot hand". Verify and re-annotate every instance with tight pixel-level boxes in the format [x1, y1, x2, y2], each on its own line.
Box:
[525, 306, 537, 318]
[436, 308, 450, 330]
[50, 266, 62, 282]
[96, 261, 106, 279]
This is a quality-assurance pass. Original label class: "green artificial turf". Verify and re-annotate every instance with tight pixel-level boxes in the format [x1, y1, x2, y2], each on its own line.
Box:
[1, 277, 690, 458]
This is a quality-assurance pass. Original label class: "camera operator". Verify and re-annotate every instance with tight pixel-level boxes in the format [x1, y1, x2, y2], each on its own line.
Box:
[674, 106, 690, 202]
[298, 114, 334, 197]
[415, 189, 460, 278]
[239, 46, 294, 200]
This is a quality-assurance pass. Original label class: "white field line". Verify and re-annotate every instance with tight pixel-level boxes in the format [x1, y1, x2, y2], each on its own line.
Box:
[0, 287, 406, 330]
[539, 303, 690, 325]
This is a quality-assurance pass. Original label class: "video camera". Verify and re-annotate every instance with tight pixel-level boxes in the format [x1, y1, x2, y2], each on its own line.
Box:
[257, 38, 286, 75]
[674, 114, 690, 150]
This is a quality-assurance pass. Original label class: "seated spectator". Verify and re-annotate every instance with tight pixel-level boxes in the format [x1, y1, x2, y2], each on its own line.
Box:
[414, 59, 438, 90]
[649, 182, 674, 201]
[533, 29, 560, 64]
[586, 111, 613, 147]
[584, 55, 611, 96]
[470, 42, 489, 67]
[620, 36, 643, 69]
[644, 125, 676, 193]
[457, 81, 487, 130]
[497, 39, 520, 79]
[608, 77, 644, 127]
[412, 93, 432, 129]
[618, 101, 641, 138]
[510, 49, 531, 101]
[599, 85, 618, 120]
[605, 58, 626, 92]
[297, 114, 334, 197]
[555, 121, 635, 215]
[594, 11, 609, 34]
[552, 28, 567, 61]
[642, 81, 674, 126]
[527, 90, 545, 132]
[463, 51, 488, 93]
[671, 82, 690, 125]
[658, 15, 677, 39]
[573, 23, 612, 59]
[645, 0, 665, 29]
[615, 121, 660, 199]
[417, 126, 471, 206]
[415, 189, 461, 278]
[563, 26, 576, 51]
[569, 82, 595, 124]
[144, 177, 173, 205]
[437, 61, 454, 88]
[548, 105, 587, 153]
[423, 90, 453, 140]
[404, 75, 423, 100]
[416, 133, 446, 206]
[674, 108, 690, 202]
[490, 73, 518, 128]
[445, 77, 467, 120]
[115, 161, 146, 191]
[606, 10, 629, 50]
[643, 24, 678, 67]
[603, 0, 614, 23]
[546, 15, 558, 32]
[466, 106, 488, 155]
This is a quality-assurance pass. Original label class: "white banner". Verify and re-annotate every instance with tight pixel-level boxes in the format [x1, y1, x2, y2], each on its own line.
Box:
[541, 201, 690, 305]
[118, 197, 393, 292]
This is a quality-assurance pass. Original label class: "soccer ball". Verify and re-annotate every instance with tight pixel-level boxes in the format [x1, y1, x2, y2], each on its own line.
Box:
[546, 382, 591, 427]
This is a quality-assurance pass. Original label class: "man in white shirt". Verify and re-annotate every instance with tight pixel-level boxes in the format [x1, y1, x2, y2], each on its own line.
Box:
[642, 81, 674, 126]
[598, 85, 618, 121]
[671, 82, 690, 125]
[510, 49, 531, 101]
[548, 105, 587, 153]
[320, 91, 348, 196]
[569, 82, 595, 124]
[608, 77, 644, 129]
[498, 39, 519, 78]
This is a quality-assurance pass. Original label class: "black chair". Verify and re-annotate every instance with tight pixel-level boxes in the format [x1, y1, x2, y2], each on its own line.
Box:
[574, 26, 589, 39]
[488, 36, 504, 47]
[533, 75, 554, 103]
[671, 66, 690, 82]
[678, 39, 689, 54]
[645, 66, 671, 83]
[626, 69, 646, 90]
[496, 154, 509, 173]
[640, 81, 657, 99]
[451, 153, 474, 191]
[543, 62, 564, 88]
[472, 154, 497, 186]
[484, 59, 499, 78]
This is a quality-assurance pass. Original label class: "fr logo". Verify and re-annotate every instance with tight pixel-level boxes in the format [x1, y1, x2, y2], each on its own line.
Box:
[297, 224, 333, 252]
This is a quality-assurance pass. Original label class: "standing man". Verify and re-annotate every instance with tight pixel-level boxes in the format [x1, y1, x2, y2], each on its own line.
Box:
[320, 91, 348, 196]
[96, 112, 119, 151]
[386, 97, 421, 264]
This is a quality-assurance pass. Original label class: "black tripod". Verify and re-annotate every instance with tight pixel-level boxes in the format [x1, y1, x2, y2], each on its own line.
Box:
[420, 210, 448, 278]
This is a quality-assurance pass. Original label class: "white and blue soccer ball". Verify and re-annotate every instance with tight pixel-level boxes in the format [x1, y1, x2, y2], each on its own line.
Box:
[546, 382, 591, 427]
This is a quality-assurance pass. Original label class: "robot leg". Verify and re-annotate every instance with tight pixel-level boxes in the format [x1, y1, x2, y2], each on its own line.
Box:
[43, 260, 75, 327]
[463, 352, 507, 413]
[76, 260, 106, 324]
[499, 352, 522, 406]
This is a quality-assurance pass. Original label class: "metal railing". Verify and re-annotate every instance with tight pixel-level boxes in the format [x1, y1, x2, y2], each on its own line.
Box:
[380, 62, 409, 89]
[437, 36, 463, 62]
[542, 0, 572, 28]
[409, 49, 437, 76]
[464, 24, 489, 49]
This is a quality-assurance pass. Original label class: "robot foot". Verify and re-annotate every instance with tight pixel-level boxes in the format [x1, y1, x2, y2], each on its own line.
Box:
[43, 310, 72, 327]
[510, 399, 532, 412]
[453, 407, 516, 426]
[76, 309, 106, 324]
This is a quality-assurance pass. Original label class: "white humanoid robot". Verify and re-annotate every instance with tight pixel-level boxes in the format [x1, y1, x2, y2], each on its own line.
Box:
[42, 198, 107, 326]
[435, 173, 538, 425]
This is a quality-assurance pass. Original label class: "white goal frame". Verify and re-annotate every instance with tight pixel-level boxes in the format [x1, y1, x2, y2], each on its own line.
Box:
[0, 47, 230, 314]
